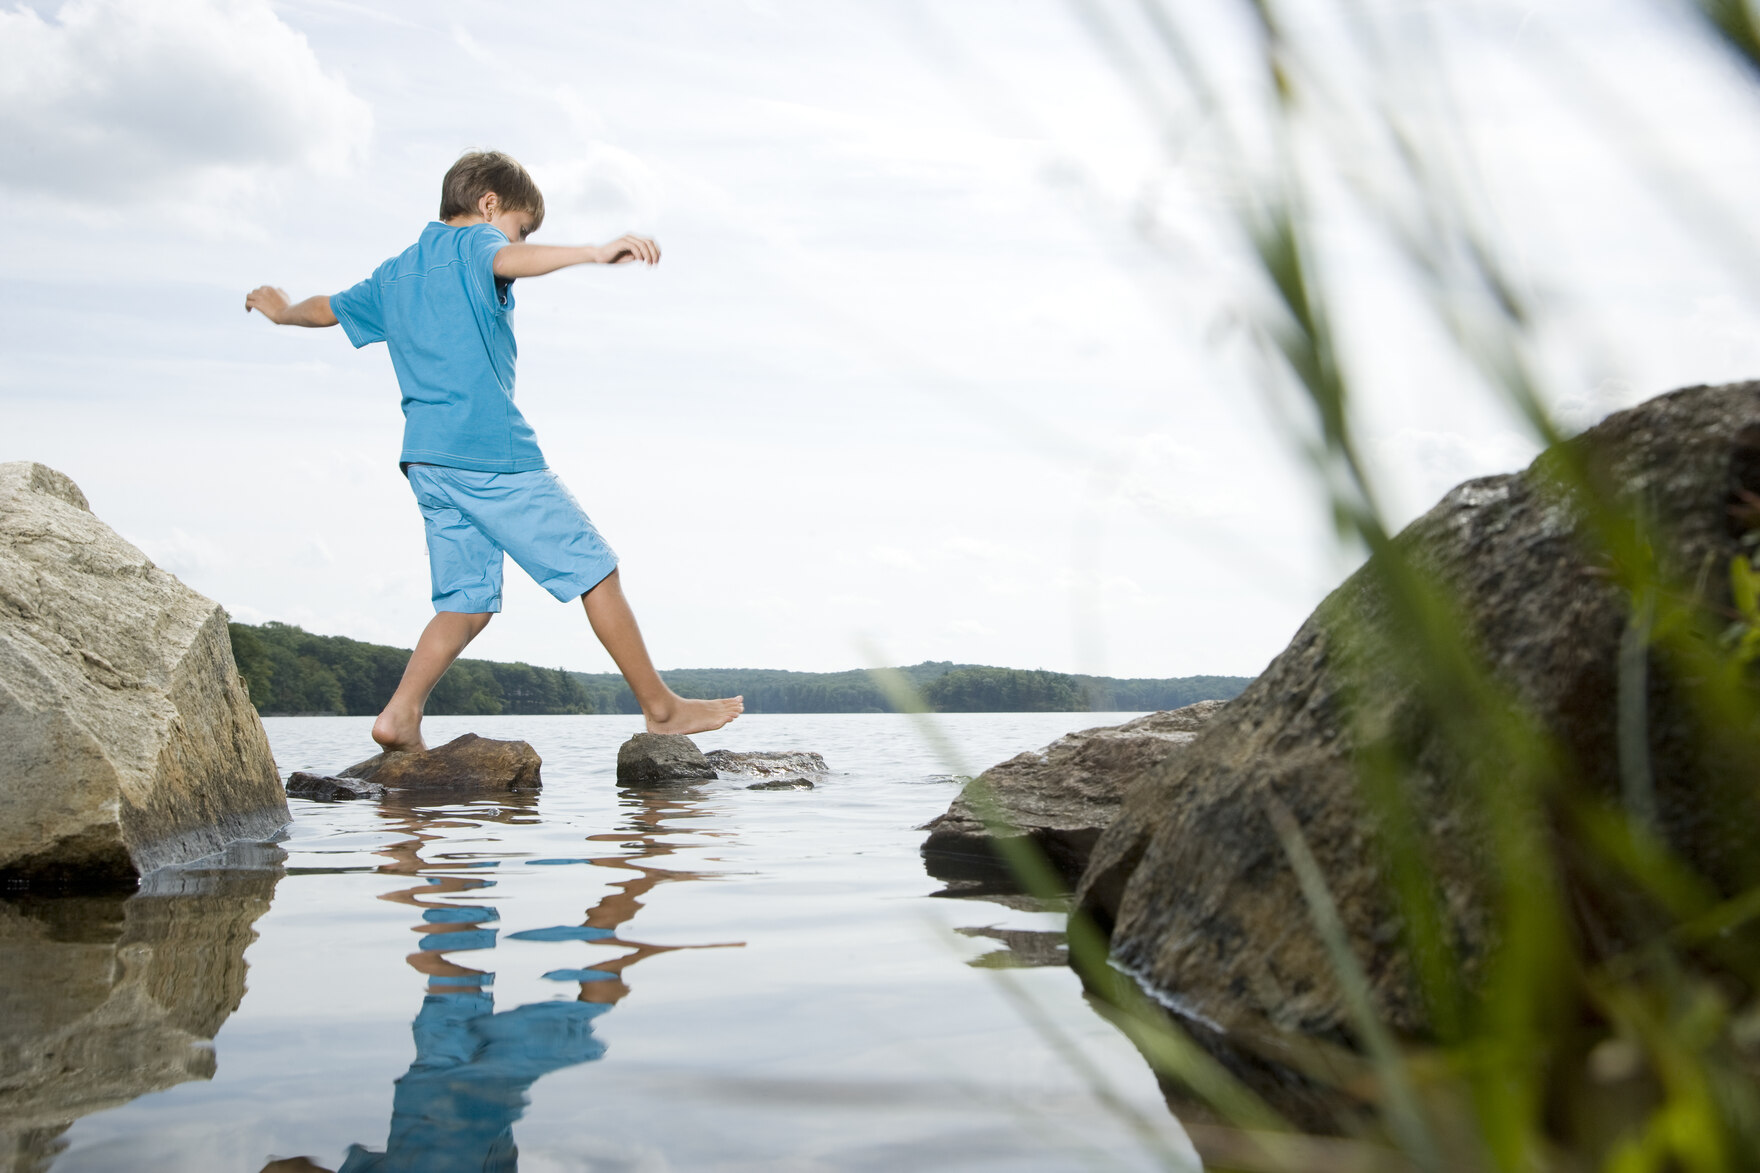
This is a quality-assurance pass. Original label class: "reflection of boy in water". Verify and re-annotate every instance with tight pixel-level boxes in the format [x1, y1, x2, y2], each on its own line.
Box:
[263, 993, 611, 1173]
[262, 791, 734, 1173]
[340, 993, 611, 1173]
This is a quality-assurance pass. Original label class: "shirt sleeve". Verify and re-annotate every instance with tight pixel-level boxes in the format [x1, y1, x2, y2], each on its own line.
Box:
[465, 224, 514, 316]
[330, 275, 386, 348]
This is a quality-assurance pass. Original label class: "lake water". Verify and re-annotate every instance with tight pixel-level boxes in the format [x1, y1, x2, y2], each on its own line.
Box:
[11, 713, 1196, 1173]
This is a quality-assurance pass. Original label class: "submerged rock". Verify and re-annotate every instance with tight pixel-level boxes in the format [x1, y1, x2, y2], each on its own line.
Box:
[285, 774, 387, 802]
[705, 749, 826, 793]
[616, 733, 716, 786]
[0, 842, 283, 1163]
[1076, 383, 1760, 1099]
[0, 462, 289, 888]
[920, 701, 1226, 891]
[290, 734, 541, 797]
[704, 749, 828, 778]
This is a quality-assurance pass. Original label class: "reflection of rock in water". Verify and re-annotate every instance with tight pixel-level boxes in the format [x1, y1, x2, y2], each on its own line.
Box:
[956, 924, 1069, 969]
[0, 843, 284, 1173]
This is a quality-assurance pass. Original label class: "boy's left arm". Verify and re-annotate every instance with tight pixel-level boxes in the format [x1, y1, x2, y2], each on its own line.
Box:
[492, 236, 660, 279]
[245, 286, 339, 327]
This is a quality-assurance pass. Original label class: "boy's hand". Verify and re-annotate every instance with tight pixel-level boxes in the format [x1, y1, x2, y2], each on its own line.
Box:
[593, 235, 660, 266]
[245, 287, 337, 327]
[245, 285, 292, 322]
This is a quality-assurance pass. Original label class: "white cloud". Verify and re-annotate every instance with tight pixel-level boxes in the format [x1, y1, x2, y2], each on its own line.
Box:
[1370, 428, 1540, 525]
[536, 141, 664, 228]
[134, 525, 231, 581]
[0, 0, 369, 205]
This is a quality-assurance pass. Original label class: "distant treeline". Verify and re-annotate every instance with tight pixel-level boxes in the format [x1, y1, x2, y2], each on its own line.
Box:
[229, 621, 591, 717]
[568, 663, 1250, 715]
[228, 622, 1251, 716]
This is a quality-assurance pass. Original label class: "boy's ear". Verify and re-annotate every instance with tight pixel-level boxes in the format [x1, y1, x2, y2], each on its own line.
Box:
[477, 191, 500, 219]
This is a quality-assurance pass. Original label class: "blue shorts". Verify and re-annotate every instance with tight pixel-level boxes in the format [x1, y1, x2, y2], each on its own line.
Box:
[406, 465, 619, 613]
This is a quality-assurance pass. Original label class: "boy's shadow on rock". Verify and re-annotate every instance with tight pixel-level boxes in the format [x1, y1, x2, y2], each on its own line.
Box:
[264, 785, 739, 1173]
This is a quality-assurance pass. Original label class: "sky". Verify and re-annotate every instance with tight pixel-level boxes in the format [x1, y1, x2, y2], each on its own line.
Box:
[5, 0, 1760, 680]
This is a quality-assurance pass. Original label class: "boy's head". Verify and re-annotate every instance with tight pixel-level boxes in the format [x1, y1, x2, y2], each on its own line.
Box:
[440, 151, 545, 237]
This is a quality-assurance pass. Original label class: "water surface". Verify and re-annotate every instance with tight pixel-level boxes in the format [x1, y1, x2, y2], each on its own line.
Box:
[18, 713, 1194, 1172]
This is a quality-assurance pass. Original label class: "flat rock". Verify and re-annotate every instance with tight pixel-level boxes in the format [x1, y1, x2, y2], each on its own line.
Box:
[745, 777, 815, 791]
[0, 462, 289, 887]
[704, 749, 828, 778]
[1076, 383, 1760, 1101]
[919, 701, 1226, 890]
[616, 733, 715, 786]
[285, 773, 387, 802]
[314, 733, 541, 794]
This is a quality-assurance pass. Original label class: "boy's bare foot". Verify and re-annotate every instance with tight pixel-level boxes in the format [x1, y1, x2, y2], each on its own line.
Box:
[371, 706, 427, 753]
[645, 695, 743, 735]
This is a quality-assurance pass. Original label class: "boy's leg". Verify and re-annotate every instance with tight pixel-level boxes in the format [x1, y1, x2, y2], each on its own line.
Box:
[582, 570, 743, 735]
[384, 466, 507, 753]
[372, 611, 494, 752]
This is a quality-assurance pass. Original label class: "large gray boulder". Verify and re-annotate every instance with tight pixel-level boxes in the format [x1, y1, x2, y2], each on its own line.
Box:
[921, 701, 1226, 890]
[1077, 383, 1760, 1058]
[0, 463, 288, 886]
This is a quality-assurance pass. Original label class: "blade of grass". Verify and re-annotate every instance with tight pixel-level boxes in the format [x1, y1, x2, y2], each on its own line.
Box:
[1265, 795, 1441, 1171]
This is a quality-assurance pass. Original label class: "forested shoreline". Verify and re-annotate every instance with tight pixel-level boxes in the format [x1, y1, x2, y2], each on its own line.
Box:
[228, 621, 1251, 716]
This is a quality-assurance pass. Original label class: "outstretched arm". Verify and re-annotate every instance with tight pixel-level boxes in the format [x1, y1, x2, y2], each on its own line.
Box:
[245, 286, 338, 327]
[492, 235, 661, 279]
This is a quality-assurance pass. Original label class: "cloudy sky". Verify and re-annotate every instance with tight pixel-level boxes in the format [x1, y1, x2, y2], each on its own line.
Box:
[5, 0, 1760, 681]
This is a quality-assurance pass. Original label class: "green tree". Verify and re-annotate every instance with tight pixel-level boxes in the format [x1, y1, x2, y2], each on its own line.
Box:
[921, 667, 1087, 712]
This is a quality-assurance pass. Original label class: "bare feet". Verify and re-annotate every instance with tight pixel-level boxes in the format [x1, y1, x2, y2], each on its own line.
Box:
[645, 694, 743, 735]
[371, 705, 427, 753]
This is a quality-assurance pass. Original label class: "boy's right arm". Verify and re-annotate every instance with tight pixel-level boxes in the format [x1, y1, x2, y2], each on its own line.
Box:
[245, 286, 338, 328]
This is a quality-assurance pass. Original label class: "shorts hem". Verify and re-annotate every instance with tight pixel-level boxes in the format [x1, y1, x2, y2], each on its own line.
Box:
[540, 560, 619, 603]
[433, 597, 503, 614]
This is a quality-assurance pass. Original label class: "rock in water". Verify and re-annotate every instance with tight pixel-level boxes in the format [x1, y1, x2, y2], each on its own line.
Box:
[920, 701, 1225, 890]
[704, 749, 828, 778]
[1077, 383, 1760, 1057]
[284, 774, 387, 802]
[706, 748, 826, 792]
[616, 734, 716, 785]
[0, 463, 288, 887]
[745, 777, 815, 791]
[325, 733, 541, 794]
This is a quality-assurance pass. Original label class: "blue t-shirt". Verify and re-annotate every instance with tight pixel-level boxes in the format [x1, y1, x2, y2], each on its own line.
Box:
[332, 222, 547, 473]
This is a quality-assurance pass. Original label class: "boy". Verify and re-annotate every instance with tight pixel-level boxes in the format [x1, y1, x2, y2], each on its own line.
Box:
[246, 150, 741, 751]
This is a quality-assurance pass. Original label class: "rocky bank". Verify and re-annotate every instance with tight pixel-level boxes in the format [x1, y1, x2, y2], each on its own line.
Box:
[920, 701, 1226, 890]
[1068, 383, 1760, 1125]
